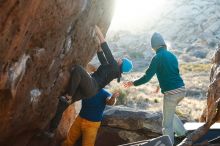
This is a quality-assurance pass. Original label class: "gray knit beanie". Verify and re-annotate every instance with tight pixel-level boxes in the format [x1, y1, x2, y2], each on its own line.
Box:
[151, 32, 166, 50]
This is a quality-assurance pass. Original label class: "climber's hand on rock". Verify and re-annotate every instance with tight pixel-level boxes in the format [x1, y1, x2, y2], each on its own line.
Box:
[97, 47, 102, 52]
[94, 33, 101, 47]
[94, 35, 102, 52]
[95, 25, 105, 43]
[123, 81, 134, 88]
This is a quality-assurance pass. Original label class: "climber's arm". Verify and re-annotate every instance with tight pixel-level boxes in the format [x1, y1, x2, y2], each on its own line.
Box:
[97, 49, 108, 65]
[95, 25, 116, 64]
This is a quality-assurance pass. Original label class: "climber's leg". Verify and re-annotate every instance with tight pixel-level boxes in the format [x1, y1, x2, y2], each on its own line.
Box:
[66, 65, 99, 101]
[49, 96, 70, 133]
[47, 65, 100, 134]
[66, 65, 83, 97]
[71, 90, 84, 102]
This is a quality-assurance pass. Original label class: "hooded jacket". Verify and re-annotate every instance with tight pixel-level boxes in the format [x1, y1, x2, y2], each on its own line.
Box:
[133, 33, 184, 93]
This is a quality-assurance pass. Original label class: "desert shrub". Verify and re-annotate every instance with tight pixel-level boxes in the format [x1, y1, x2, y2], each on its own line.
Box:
[145, 98, 150, 102]
[109, 86, 129, 105]
[154, 98, 159, 103]
[180, 63, 211, 73]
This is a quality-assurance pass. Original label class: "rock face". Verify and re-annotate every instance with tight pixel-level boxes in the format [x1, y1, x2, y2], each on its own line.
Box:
[95, 106, 162, 146]
[0, 0, 115, 145]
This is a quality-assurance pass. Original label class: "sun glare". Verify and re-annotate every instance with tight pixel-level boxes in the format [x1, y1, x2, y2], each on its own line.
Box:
[109, 0, 168, 31]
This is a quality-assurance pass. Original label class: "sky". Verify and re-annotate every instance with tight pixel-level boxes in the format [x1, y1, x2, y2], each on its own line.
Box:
[109, 0, 171, 32]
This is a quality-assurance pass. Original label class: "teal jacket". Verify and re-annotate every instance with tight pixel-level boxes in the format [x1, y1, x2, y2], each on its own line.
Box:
[133, 48, 184, 93]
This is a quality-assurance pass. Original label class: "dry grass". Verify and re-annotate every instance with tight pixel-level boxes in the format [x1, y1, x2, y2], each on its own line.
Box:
[180, 63, 212, 73]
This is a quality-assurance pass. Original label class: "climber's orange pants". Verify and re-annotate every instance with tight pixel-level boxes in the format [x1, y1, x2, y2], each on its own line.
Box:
[62, 116, 101, 146]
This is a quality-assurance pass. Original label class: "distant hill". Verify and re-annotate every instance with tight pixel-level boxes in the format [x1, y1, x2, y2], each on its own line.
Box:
[106, 0, 220, 64]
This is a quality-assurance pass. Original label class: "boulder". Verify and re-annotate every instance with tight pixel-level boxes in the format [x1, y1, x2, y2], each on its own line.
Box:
[0, 0, 115, 145]
[95, 106, 162, 146]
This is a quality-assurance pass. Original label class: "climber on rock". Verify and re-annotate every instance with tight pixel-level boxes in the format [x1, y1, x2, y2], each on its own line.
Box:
[62, 89, 119, 146]
[46, 25, 133, 136]
[123, 32, 187, 144]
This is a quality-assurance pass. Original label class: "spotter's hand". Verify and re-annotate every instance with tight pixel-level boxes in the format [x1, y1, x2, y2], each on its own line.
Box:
[123, 81, 134, 88]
